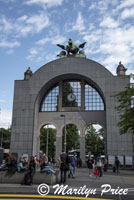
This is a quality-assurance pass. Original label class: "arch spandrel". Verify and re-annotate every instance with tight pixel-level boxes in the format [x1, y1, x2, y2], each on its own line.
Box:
[30, 57, 113, 84]
[37, 122, 58, 137]
[60, 121, 82, 136]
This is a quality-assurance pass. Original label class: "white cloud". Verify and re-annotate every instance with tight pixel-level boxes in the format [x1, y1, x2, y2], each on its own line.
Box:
[0, 13, 50, 37]
[45, 53, 57, 62]
[0, 13, 50, 53]
[15, 13, 50, 36]
[0, 109, 12, 128]
[63, 12, 85, 33]
[28, 34, 66, 62]
[26, 13, 50, 33]
[36, 35, 66, 45]
[29, 48, 38, 56]
[0, 40, 20, 48]
[51, 35, 66, 45]
[36, 37, 49, 45]
[0, 17, 13, 33]
[88, 0, 118, 12]
[17, 15, 28, 22]
[98, 0, 111, 11]
[116, 0, 134, 10]
[25, 0, 63, 8]
[100, 16, 119, 28]
[72, 12, 85, 32]
[79, 0, 86, 7]
[27, 47, 41, 61]
[88, 2, 96, 10]
[121, 8, 134, 19]
[82, 14, 134, 75]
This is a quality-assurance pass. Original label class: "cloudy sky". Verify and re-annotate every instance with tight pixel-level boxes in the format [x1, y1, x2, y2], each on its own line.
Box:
[0, 0, 134, 128]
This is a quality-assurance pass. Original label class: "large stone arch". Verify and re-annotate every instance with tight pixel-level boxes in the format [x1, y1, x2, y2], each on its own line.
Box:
[10, 57, 131, 164]
[33, 73, 106, 161]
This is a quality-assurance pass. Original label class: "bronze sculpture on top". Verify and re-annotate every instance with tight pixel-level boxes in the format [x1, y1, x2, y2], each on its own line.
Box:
[57, 38, 86, 58]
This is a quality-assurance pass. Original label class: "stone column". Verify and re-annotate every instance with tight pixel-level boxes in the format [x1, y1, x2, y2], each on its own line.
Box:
[81, 81, 85, 110]
[58, 81, 62, 111]
[36, 136, 40, 159]
[80, 134, 85, 166]
[104, 127, 107, 156]
[56, 136, 62, 163]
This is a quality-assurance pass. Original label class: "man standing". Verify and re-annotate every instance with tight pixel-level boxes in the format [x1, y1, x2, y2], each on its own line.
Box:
[59, 150, 69, 183]
[115, 156, 120, 173]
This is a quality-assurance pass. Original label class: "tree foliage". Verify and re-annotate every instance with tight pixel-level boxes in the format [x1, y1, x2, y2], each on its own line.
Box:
[62, 82, 78, 107]
[40, 127, 56, 158]
[114, 84, 134, 135]
[0, 127, 11, 149]
[62, 124, 80, 152]
[85, 125, 104, 155]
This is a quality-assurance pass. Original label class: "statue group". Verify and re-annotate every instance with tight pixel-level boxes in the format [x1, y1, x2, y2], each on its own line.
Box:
[57, 38, 86, 58]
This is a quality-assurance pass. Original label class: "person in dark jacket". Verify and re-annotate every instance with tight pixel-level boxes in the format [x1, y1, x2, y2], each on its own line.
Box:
[87, 155, 94, 177]
[59, 150, 69, 183]
[24, 156, 36, 185]
[115, 156, 120, 173]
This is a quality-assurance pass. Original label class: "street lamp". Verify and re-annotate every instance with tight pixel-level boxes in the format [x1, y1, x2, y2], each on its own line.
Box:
[46, 125, 49, 157]
[130, 73, 134, 168]
[60, 114, 67, 153]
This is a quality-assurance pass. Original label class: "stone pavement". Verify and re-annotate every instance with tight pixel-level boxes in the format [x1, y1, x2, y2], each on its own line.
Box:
[66, 167, 134, 188]
[0, 167, 134, 199]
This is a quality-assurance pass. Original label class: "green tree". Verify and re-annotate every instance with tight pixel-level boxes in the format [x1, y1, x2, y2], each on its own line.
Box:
[62, 124, 80, 152]
[0, 127, 11, 149]
[85, 125, 104, 155]
[114, 84, 134, 135]
[62, 82, 78, 107]
[40, 127, 56, 159]
[114, 83, 134, 166]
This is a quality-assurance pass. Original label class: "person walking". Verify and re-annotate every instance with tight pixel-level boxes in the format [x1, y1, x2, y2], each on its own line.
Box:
[69, 155, 77, 178]
[103, 157, 108, 172]
[24, 156, 36, 185]
[115, 156, 120, 173]
[96, 154, 104, 179]
[87, 155, 94, 177]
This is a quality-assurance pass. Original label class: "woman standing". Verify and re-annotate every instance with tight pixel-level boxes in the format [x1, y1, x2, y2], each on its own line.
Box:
[87, 155, 94, 177]
[96, 154, 104, 179]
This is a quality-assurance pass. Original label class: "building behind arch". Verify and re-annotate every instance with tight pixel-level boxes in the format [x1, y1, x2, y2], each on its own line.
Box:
[10, 57, 132, 164]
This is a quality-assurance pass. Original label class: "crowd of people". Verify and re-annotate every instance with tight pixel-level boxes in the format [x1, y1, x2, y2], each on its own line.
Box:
[0, 152, 121, 185]
[1, 153, 57, 185]
[58, 151, 121, 184]
[86, 154, 120, 179]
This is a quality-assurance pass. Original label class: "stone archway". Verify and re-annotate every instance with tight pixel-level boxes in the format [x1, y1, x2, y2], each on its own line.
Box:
[39, 124, 57, 161]
[85, 123, 105, 156]
[61, 123, 80, 153]
[10, 57, 130, 163]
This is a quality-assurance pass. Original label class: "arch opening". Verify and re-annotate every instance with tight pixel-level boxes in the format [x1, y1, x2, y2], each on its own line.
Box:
[40, 124, 56, 162]
[85, 124, 104, 157]
[62, 123, 80, 154]
[40, 79, 105, 112]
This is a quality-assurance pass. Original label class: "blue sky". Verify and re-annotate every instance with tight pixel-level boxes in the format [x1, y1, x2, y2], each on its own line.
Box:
[0, 0, 134, 128]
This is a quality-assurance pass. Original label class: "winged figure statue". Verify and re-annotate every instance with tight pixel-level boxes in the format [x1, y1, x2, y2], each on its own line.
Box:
[57, 39, 86, 58]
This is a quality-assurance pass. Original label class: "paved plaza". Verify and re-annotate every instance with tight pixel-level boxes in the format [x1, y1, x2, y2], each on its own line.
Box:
[0, 167, 134, 199]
